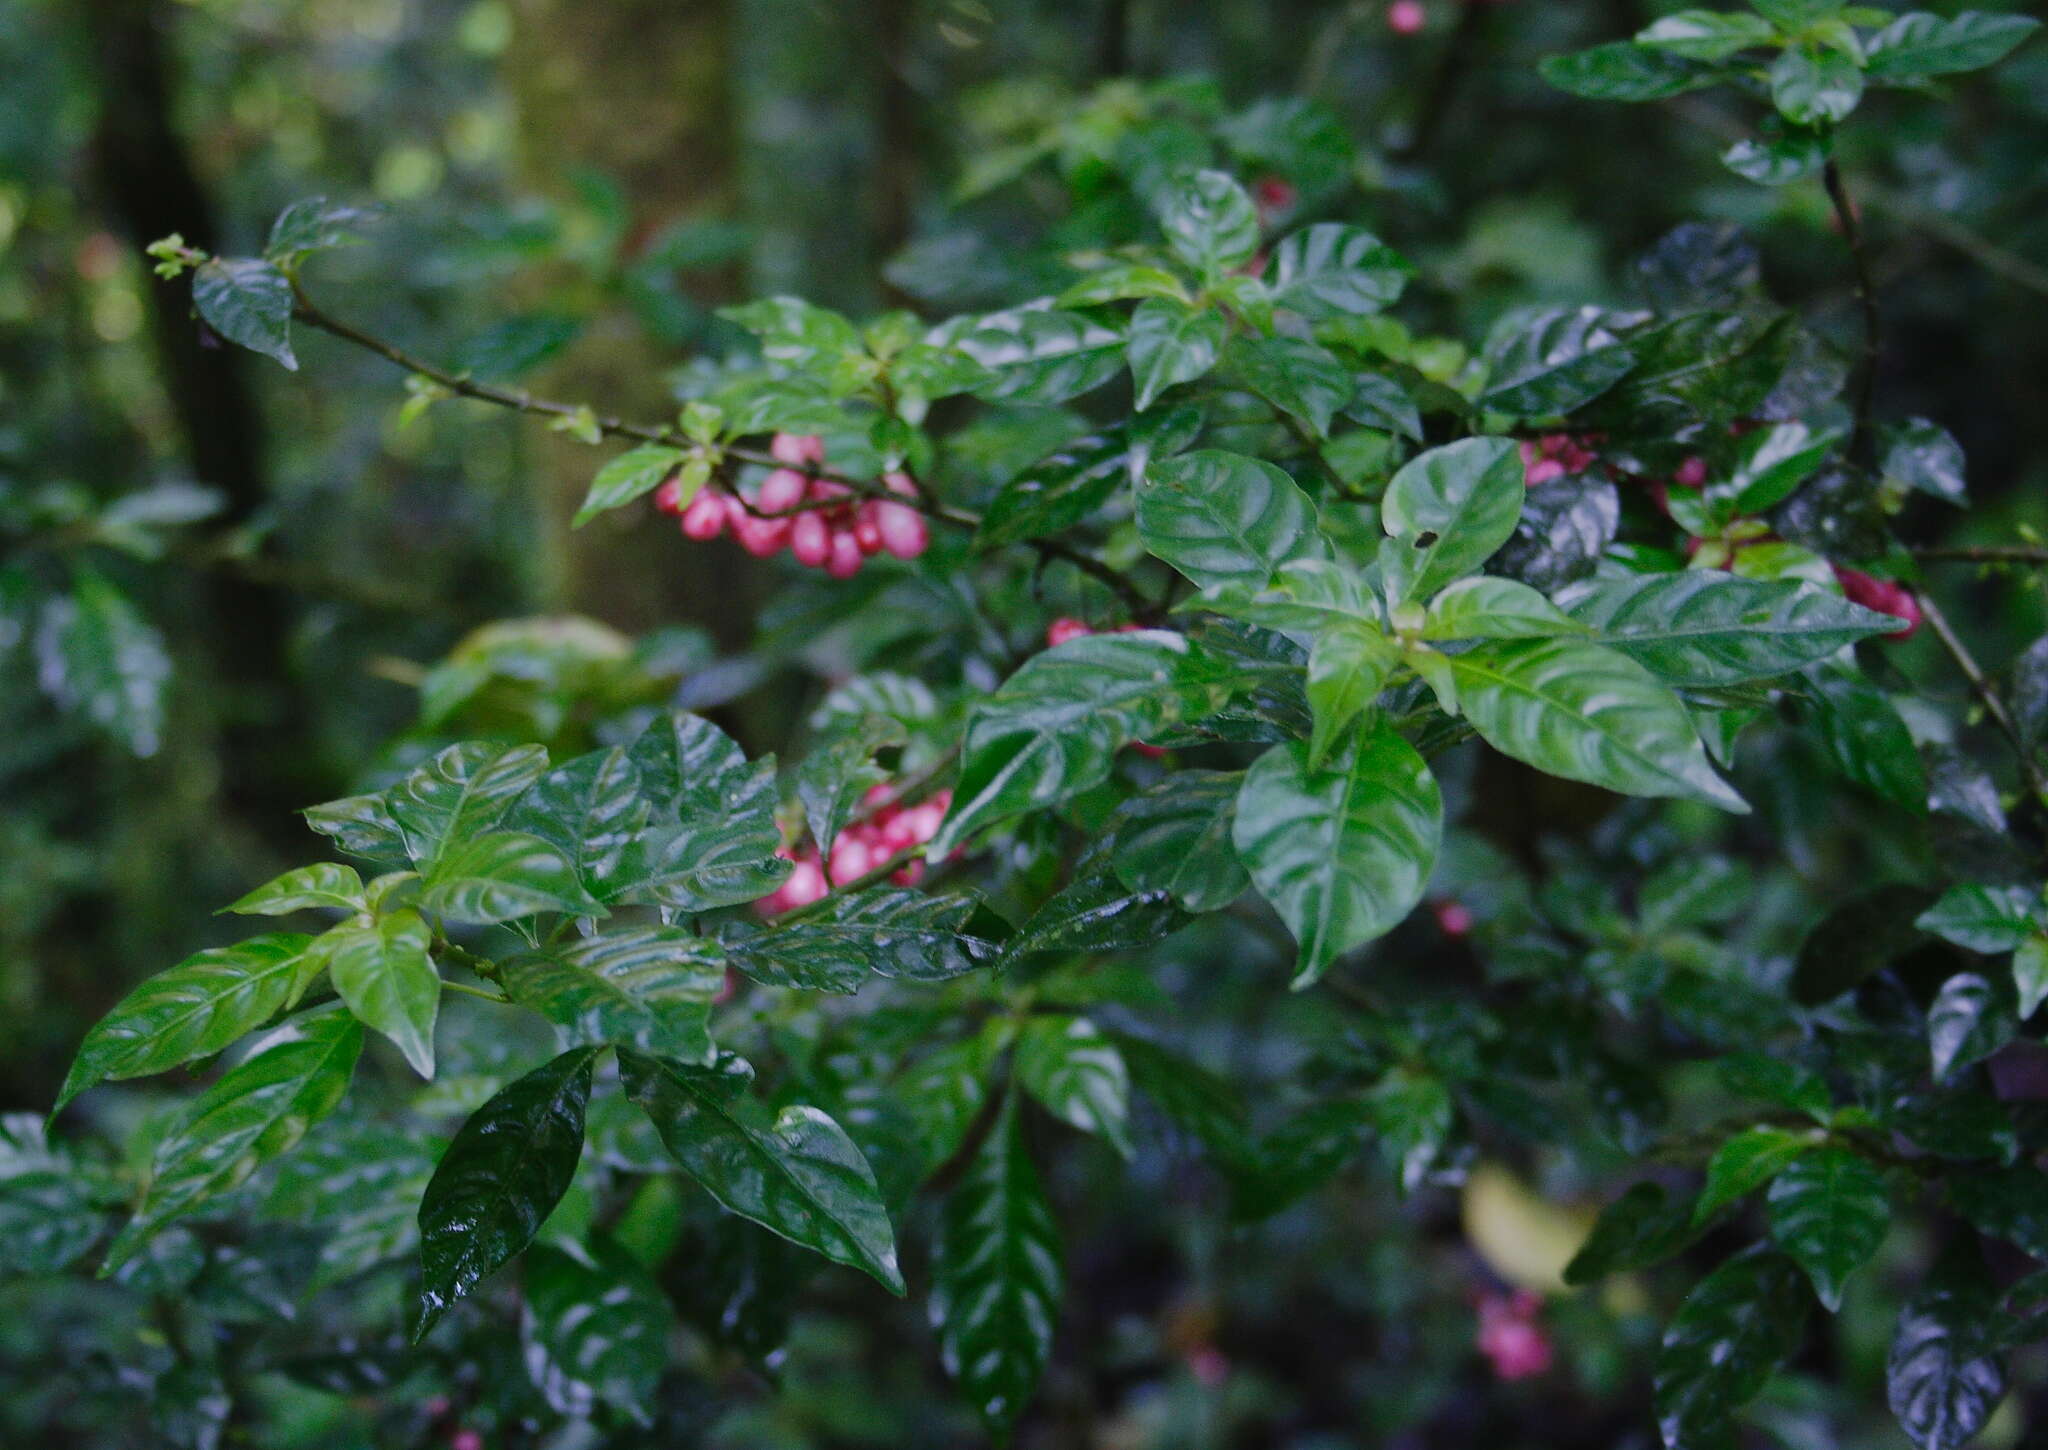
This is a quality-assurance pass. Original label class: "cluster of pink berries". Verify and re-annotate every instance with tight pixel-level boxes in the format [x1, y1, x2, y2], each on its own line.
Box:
[754, 783, 954, 915]
[1517, 432, 1612, 487]
[656, 432, 931, 578]
[1474, 1290, 1554, 1381]
[1833, 564, 1922, 638]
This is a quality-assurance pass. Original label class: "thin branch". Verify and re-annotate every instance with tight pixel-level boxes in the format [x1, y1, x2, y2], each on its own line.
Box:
[1916, 590, 2048, 804]
[1913, 544, 2048, 566]
[1823, 160, 1881, 466]
[441, 978, 512, 1005]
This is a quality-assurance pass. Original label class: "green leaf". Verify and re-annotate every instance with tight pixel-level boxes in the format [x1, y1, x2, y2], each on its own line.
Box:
[936, 631, 1235, 853]
[391, 742, 550, 869]
[1539, 42, 1724, 101]
[106, 1009, 363, 1270]
[931, 1096, 1062, 1437]
[1766, 1146, 1889, 1310]
[974, 428, 1132, 551]
[55, 933, 320, 1114]
[1000, 866, 1188, 962]
[572, 445, 688, 527]
[1803, 667, 1927, 811]
[1888, 1253, 2009, 1450]
[323, 909, 440, 1078]
[1448, 639, 1748, 811]
[303, 790, 410, 863]
[622, 712, 790, 912]
[1565, 573, 1893, 685]
[793, 722, 900, 853]
[1226, 334, 1354, 439]
[620, 1050, 904, 1294]
[1125, 298, 1224, 410]
[1696, 1126, 1814, 1222]
[2014, 937, 2048, 1020]
[1422, 577, 1583, 642]
[191, 256, 296, 369]
[1928, 972, 2017, 1080]
[950, 306, 1127, 405]
[1344, 371, 1424, 441]
[36, 567, 171, 756]
[729, 889, 997, 991]
[1947, 1165, 2048, 1258]
[225, 863, 365, 916]
[1380, 437, 1525, 605]
[1565, 1182, 1701, 1284]
[1882, 418, 1968, 504]
[265, 196, 377, 261]
[1232, 724, 1442, 985]
[1107, 771, 1250, 912]
[420, 830, 599, 924]
[1915, 884, 2041, 954]
[522, 1237, 674, 1425]
[415, 1045, 597, 1337]
[505, 746, 652, 904]
[1113, 1032, 1252, 1164]
[1014, 1016, 1134, 1158]
[501, 925, 724, 1063]
[1138, 449, 1320, 589]
[1750, 0, 1842, 30]
[1654, 1250, 1811, 1450]
[1865, 11, 2039, 80]
[0, 1170, 103, 1275]
[1724, 128, 1831, 185]
[1792, 886, 1938, 1004]
[1717, 1054, 1832, 1120]
[1771, 45, 1865, 125]
[1306, 625, 1401, 765]
[1714, 421, 1839, 514]
[719, 295, 861, 368]
[1055, 261, 1190, 307]
[1479, 307, 1638, 417]
[1157, 169, 1259, 274]
[1268, 223, 1412, 318]
[1636, 9, 1778, 59]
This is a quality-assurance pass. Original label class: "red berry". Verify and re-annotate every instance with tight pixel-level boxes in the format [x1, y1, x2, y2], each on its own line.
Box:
[1672, 455, 1708, 489]
[791, 511, 831, 567]
[874, 499, 929, 559]
[758, 467, 807, 514]
[770, 432, 824, 466]
[451, 1430, 484, 1450]
[852, 501, 885, 556]
[733, 511, 791, 558]
[1834, 565, 1920, 638]
[826, 528, 865, 578]
[1388, 0, 1426, 34]
[1047, 617, 1092, 648]
[652, 476, 689, 516]
[1433, 900, 1474, 938]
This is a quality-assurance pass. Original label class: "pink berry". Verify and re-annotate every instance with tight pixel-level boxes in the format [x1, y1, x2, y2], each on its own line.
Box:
[451, 1431, 484, 1450]
[785, 857, 826, 907]
[679, 489, 727, 540]
[853, 501, 885, 555]
[1047, 617, 1093, 648]
[770, 432, 824, 466]
[758, 467, 808, 513]
[874, 500, 929, 559]
[882, 470, 919, 499]
[826, 528, 865, 578]
[652, 476, 689, 516]
[733, 511, 791, 558]
[1525, 458, 1566, 486]
[791, 511, 832, 567]
[1388, 0, 1426, 34]
[1673, 455, 1709, 489]
[830, 835, 873, 885]
[1433, 900, 1474, 938]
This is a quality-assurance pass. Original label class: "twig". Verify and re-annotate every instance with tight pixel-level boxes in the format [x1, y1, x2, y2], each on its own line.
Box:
[1912, 545, 2048, 566]
[441, 979, 511, 1005]
[1916, 590, 2048, 804]
[1823, 160, 1881, 466]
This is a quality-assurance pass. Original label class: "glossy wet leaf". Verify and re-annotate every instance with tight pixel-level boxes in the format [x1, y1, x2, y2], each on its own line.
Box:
[1767, 1146, 1890, 1310]
[1888, 1252, 2008, 1450]
[1423, 577, 1583, 643]
[1654, 1250, 1810, 1450]
[1000, 868, 1188, 963]
[1014, 1016, 1133, 1158]
[1480, 307, 1638, 417]
[1306, 624, 1400, 765]
[191, 256, 296, 369]
[1139, 449, 1320, 589]
[1448, 638, 1748, 811]
[572, 444, 687, 527]
[1227, 334, 1354, 439]
[1915, 883, 2040, 954]
[620, 1050, 903, 1293]
[1268, 222, 1411, 318]
[931, 1097, 1062, 1437]
[974, 427, 1132, 550]
[622, 712, 790, 911]
[1233, 724, 1442, 985]
[1125, 298, 1223, 410]
[225, 863, 365, 917]
[522, 1237, 674, 1425]
[415, 1045, 597, 1337]
[391, 742, 550, 868]
[1156, 169, 1259, 273]
[1928, 973, 2016, 1081]
[1565, 573, 1894, 686]
[501, 925, 724, 1063]
[731, 889, 997, 991]
[323, 908, 440, 1078]
[106, 1008, 363, 1270]
[950, 306, 1126, 405]
[505, 746, 652, 903]
[420, 830, 598, 924]
[1107, 771, 1250, 911]
[56, 933, 320, 1114]
[1565, 1182, 1700, 1285]
[1866, 11, 2039, 80]
[1696, 1126, 1813, 1222]
[1540, 42, 1724, 101]
[1380, 437, 1525, 605]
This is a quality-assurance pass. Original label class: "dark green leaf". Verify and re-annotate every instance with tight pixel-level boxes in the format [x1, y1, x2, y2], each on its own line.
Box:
[974, 428, 1131, 550]
[505, 746, 652, 904]
[1888, 1251, 2009, 1450]
[1233, 724, 1442, 985]
[950, 306, 1127, 405]
[501, 926, 724, 1062]
[1635, 10, 1777, 59]
[1107, 770, 1250, 912]
[1000, 868, 1189, 963]
[729, 889, 997, 991]
[1227, 334, 1354, 440]
[1928, 972, 2017, 1080]
[1539, 42, 1724, 101]
[1881, 418, 1967, 504]
[621, 1050, 903, 1292]
[1654, 1250, 1810, 1449]
[1866, 11, 2039, 80]
[420, 830, 598, 924]
[35, 567, 171, 756]
[191, 256, 296, 369]
[1566, 572, 1894, 686]
[1723, 128, 1831, 185]
[1565, 1182, 1701, 1284]
[391, 742, 550, 869]
[622, 712, 790, 912]
[1480, 307, 1639, 417]
[1793, 886, 1939, 1004]
[1767, 1146, 1889, 1310]
[522, 1237, 674, 1425]
[415, 1045, 597, 1336]
[265, 196, 377, 260]
[1947, 1165, 2048, 1258]
[1380, 437, 1524, 604]
[1139, 448, 1320, 589]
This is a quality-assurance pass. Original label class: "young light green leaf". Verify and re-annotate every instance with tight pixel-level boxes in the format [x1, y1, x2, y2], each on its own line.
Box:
[105, 1008, 363, 1271]
[619, 1050, 903, 1294]
[1107, 770, 1250, 912]
[1139, 449, 1320, 589]
[1449, 639, 1749, 811]
[1915, 884, 2041, 955]
[55, 933, 320, 1114]
[415, 1045, 598, 1337]
[572, 444, 688, 528]
[1380, 437, 1525, 604]
[225, 863, 365, 917]
[1696, 1125, 1815, 1222]
[191, 257, 296, 369]
[1565, 573, 1893, 685]
[1233, 724, 1443, 986]
[323, 909, 440, 1078]
[1055, 261, 1190, 307]
[1125, 298, 1224, 410]
[1767, 1146, 1890, 1310]
[1014, 1017, 1133, 1159]
[1306, 624, 1400, 766]
[501, 926, 723, 1063]
[420, 830, 599, 924]
[1422, 576, 1584, 642]
[931, 1095, 1062, 1438]
[936, 631, 1235, 853]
